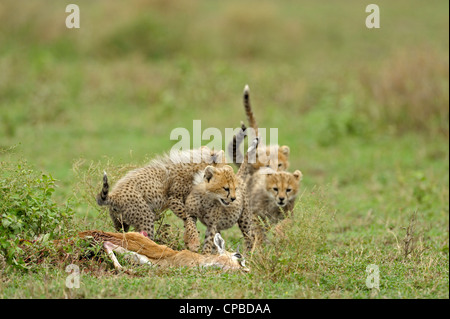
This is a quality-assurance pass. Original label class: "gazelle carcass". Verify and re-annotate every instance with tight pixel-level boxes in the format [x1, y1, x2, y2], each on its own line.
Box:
[79, 230, 249, 272]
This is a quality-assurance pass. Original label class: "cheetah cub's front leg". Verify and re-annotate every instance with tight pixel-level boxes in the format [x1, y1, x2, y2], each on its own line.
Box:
[178, 196, 201, 252]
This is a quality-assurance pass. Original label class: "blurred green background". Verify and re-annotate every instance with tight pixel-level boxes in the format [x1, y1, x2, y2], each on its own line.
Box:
[0, 0, 448, 298]
[1, 0, 447, 184]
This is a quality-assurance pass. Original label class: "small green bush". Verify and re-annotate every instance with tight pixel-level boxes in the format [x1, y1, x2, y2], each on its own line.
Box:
[0, 158, 74, 267]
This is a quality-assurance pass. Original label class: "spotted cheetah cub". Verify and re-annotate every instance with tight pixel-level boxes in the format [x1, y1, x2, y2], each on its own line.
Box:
[96, 147, 225, 244]
[250, 169, 303, 244]
[184, 138, 259, 254]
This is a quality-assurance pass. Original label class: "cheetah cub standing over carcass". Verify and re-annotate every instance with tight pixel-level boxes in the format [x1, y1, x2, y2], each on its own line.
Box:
[96, 147, 225, 245]
[250, 169, 303, 245]
[184, 138, 259, 254]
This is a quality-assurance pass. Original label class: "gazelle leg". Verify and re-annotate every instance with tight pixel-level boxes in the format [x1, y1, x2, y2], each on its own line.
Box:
[103, 241, 123, 271]
[122, 249, 152, 266]
[104, 241, 152, 268]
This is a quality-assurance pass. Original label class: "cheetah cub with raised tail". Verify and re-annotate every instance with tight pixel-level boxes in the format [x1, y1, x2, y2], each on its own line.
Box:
[184, 138, 259, 254]
[96, 146, 225, 243]
[250, 169, 303, 244]
[228, 84, 291, 175]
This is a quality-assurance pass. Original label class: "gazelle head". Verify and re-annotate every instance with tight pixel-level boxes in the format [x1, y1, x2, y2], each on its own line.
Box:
[213, 233, 250, 272]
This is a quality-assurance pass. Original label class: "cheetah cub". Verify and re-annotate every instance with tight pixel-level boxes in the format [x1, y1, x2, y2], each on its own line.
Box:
[96, 147, 225, 243]
[250, 169, 303, 245]
[184, 138, 259, 254]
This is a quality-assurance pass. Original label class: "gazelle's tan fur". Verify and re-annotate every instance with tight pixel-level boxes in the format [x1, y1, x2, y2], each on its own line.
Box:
[79, 230, 249, 272]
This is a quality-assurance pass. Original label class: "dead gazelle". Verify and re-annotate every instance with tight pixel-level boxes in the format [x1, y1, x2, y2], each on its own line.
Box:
[79, 230, 249, 272]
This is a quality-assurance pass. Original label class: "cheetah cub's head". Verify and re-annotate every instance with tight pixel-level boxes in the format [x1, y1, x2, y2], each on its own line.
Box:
[264, 170, 302, 207]
[253, 145, 290, 172]
[196, 165, 239, 207]
[276, 145, 290, 171]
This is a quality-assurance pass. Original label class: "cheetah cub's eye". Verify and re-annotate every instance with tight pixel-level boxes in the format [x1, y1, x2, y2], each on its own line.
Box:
[286, 188, 292, 193]
[278, 163, 283, 168]
[223, 187, 230, 192]
[273, 187, 278, 192]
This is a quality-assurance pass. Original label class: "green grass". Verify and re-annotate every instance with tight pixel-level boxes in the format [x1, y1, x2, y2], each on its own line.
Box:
[0, 0, 448, 299]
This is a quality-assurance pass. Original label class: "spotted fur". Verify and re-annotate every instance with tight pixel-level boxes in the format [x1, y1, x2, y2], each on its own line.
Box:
[250, 169, 303, 244]
[96, 147, 225, 244]
[184, 139, 259, 254]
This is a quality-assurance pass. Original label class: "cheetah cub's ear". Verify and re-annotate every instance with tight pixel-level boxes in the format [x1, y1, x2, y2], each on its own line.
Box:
[293, 170, 303, 181]
[210, 149, 226, 164]
[280, 145, 290, 156]
[204, 166, 216, 182]
[214, 233, 225, 254]
[223, 165, 234, 173]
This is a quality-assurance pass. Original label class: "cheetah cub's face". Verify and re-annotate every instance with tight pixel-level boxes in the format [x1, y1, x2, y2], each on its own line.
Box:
[276, 146, 290, 171]
[264, 170, 302, 207]
[253, 145, 290, 172]
[201, 165, 239, 207]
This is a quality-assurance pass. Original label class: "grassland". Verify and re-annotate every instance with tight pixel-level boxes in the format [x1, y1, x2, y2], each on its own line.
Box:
[0, 0, 448, 299]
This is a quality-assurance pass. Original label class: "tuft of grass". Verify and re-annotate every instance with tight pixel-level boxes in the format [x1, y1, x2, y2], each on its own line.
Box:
[250, 187, 331, 282]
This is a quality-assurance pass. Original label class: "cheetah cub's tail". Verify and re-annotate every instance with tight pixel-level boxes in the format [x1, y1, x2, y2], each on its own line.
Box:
[227, 85, 258, 168]
[96, 171, 109, 206]
[243, 84, 258, 136]
[228, 121, 247, 167]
